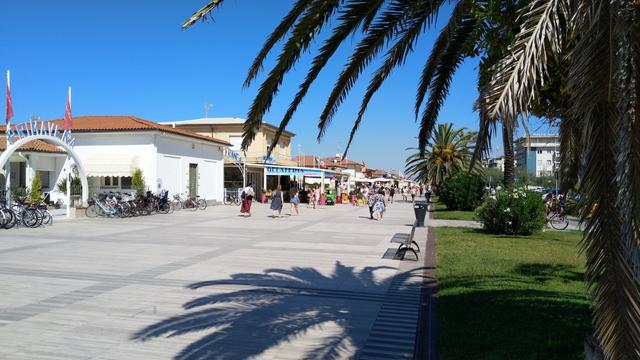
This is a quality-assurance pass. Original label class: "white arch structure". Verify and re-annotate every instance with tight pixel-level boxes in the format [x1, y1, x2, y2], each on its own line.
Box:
[0, 135, 89, 204]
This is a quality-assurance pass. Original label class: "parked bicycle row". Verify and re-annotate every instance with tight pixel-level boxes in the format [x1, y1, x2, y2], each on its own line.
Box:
[1, 198, 55, 229]
[85, 190, 207, 218]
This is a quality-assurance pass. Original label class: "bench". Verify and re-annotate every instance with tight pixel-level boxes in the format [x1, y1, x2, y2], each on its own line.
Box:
[390, 221, 421, 260]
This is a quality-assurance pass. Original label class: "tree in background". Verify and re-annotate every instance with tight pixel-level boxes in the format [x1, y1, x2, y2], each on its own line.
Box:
[131, 168, 146, 196]
[404, 123, 480, 189]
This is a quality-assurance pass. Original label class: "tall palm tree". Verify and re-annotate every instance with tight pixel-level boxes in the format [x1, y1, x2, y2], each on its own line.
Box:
[182, 0, 523, 161]
[405, 123, 479, 189]
[480, 0, 640, 357]
[183, 0, 640, 357]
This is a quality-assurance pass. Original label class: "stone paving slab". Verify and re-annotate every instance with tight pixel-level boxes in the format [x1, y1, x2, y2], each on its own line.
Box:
[0, 199, 428, 359]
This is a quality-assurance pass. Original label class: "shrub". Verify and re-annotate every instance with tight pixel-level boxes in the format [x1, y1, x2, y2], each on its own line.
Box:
[131, 168, 146, 195]
[29, 174, 43, 203]
[476, 188, 546, 235]
[438, 172, 485, 211]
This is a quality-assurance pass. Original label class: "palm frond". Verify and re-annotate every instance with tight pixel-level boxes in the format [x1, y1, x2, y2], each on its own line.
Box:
[242, 0, 342, 150]
[415, 0, 467, 120]
[418, 10, 476, 155]
[265, 0, 385, 158]
[181, 0, 225, 29]
[569, 1, 640, 357]
[342, 0, 446, 158]
[470, 86, 496, 169]
[243, 0, 315, 88]
[316, 0, 427, 140]
[558, 112, 580, 193]
[613, 0, 640, 284]
[485, 0, 570, 121]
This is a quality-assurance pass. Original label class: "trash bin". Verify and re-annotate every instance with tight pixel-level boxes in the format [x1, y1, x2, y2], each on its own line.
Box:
[414, 201, 428, 227]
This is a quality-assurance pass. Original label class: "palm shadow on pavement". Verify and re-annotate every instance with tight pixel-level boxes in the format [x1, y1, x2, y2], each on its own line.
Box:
[132, 261, 424, 360]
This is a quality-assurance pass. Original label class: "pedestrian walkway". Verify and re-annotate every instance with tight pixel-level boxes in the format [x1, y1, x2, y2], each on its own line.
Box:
[0, 200, 432, 359]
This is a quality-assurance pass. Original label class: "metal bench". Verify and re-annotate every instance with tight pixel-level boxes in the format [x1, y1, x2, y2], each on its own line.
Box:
[390, 221, 420, 260]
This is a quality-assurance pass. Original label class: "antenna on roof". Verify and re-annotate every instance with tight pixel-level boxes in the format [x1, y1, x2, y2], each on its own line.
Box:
[204, 102, 213, 119]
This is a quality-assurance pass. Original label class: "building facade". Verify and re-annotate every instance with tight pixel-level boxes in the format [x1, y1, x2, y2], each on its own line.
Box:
[514, 134, 559, 177]
[164, 117, 299, 194]
[484, 156, 505, 172]
[2, 116, 230, 205]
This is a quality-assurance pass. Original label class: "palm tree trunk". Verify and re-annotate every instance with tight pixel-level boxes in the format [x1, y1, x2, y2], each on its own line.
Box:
[502, 121, 515, 188]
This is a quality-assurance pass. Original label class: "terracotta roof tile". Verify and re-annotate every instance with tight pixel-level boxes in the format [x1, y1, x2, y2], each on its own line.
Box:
[1, 115, 231, 146]
[0, 137, 66, 153]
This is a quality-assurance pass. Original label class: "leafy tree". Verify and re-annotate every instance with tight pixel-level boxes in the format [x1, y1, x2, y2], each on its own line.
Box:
[404, 123, 481, 189]
[485, 167, 504, 187]
[439, 171, 485, 210]
[131, 168, 146, 196]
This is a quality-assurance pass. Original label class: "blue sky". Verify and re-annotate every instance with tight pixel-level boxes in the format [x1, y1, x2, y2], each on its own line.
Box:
[1, 1, 552, 170]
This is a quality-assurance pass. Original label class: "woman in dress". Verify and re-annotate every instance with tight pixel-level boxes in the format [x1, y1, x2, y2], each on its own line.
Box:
[240, 183, 255, 217]
[373, 188, 386, 220]
[270, 185, 284, 218]
[290, 188, 299, 216]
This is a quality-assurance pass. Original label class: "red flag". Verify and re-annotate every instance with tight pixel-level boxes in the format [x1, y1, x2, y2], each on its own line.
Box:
[6, 70, 13, 125]
[63, 87, 72, 130]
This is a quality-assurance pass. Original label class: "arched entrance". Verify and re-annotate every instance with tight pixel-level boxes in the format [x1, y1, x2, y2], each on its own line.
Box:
[0, 135, 89, 208]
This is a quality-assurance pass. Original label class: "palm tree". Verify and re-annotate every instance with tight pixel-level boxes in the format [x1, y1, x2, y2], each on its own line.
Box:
[183, 0, 640, 357]
[182, 0, 523, 164]
[405, 123, 479, 189]
[479, 0, 640, 357]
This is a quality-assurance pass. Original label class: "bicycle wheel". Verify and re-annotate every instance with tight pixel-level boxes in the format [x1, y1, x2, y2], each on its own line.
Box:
[197, 199, 207, 210]
[86, 204, 99, 218]
[233, 197, 241, 206]
[223, 196, 231, 205]
[550, 214, 569, 230]
[42, 210, 54, 225]
[0, 209, 7, 229]
[4, 209, 16, 229]
[22, 209, 39, 228]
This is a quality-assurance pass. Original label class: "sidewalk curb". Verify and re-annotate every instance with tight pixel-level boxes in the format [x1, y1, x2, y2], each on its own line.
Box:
[413, 216, 438, 359]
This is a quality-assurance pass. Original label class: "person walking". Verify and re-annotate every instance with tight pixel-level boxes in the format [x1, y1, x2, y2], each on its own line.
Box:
[389, 186, 395, 203]
[270, 185, 284, 218]
[402, 186, 409, 201]
[312, 187, 320, 209]
[240, 183, 255, 217]
[290, 188, 299, 216]
[373, 188, 386, 220]
[367, 189, 377, 219]
[410, 186, 417, 203]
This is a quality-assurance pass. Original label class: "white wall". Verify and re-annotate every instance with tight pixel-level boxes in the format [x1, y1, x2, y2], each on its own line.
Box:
[155, 134, 225, 203]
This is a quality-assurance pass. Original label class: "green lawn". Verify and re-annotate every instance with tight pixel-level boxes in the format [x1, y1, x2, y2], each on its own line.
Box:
[436, 228, 592, 360]
[431, 202, 477, 221]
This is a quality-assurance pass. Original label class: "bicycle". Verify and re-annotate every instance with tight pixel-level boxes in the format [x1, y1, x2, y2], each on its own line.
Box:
[223, 189, 241, 206]
[548, 209, 569, 230]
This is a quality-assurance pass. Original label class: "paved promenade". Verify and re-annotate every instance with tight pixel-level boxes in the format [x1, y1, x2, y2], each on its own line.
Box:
[0, 200, 429, 359]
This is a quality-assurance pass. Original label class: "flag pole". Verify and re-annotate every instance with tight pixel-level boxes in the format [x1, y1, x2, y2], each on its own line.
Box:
[65, 86, 72, 218]
[5, 70, 12, 204]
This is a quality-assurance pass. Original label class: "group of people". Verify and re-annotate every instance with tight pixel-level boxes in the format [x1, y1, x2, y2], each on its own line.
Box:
[239, 181, 428, 221]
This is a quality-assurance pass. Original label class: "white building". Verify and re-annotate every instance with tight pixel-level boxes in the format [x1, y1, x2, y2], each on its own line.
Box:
[2, 116, 229, 205]
[514, 134, 559, 177]
[484, 156, 505, 171]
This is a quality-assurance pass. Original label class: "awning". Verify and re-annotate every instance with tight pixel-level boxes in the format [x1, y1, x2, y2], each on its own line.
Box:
[84, 153, 140, 177]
